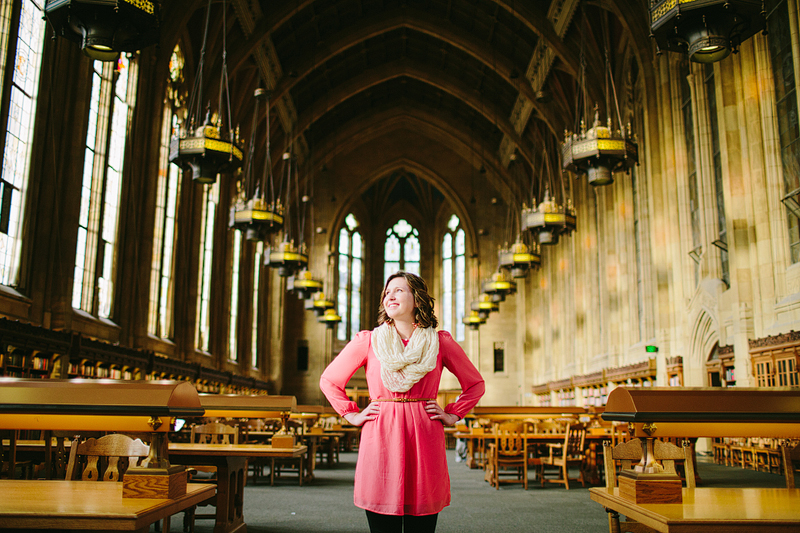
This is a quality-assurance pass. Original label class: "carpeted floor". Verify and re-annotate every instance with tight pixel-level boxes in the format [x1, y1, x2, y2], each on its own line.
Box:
[172, 449, 788, 533]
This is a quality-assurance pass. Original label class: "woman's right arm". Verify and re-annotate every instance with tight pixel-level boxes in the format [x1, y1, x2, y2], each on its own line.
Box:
[319, 331, 373, 422]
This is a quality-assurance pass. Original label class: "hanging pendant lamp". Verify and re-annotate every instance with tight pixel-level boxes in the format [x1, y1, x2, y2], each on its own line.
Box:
[462, 310, 486, 330]
[499, 239, 540, 279]
[318, 308, 342, 329]
[44, 0, 160, 61]
[305, 292, 335, 317]
[471, 294, 499, 320]
[521, 190, 576, 246]
[288, 269, 324, 300]
[169, 0, 242, 184]
[266, 240, 308, 278]
[561, 110, 637, 187]
[650, 0, 766, 64]
[230, 88, 283, 240]
[482, 270, 517, 304]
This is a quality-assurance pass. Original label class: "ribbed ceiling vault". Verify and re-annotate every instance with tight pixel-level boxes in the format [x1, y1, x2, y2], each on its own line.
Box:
[161, 0, 648, 207]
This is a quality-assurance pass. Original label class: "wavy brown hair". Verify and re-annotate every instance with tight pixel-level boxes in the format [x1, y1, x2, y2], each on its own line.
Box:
[377, 271, 438, 329]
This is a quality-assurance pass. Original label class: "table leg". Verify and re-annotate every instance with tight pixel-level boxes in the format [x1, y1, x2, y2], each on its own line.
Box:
[466, 438, 476, 469]
[213, 456, 247, 533]
[9, 430, 17, 479]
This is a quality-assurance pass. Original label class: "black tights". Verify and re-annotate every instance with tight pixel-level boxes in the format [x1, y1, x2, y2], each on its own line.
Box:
[365, 510, 438, 533]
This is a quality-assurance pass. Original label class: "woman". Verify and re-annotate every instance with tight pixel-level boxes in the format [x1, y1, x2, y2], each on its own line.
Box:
[320, 271, 485, 533]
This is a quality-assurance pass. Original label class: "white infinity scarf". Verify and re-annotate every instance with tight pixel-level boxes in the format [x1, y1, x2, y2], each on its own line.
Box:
[371, 323, 439, 393]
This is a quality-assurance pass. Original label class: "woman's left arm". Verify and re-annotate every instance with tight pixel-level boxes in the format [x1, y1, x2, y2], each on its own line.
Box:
[440, 331, 485, 419]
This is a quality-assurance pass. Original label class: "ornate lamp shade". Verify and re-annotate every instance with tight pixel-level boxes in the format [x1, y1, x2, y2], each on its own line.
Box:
[521, 191, 576, 246]
[482, 271, 517, 304]
[305, 292, 335, 317]
[169, 114, 244, 184]
[462, 310, 486, 330]
[471, 294, 499, 320]
[562, 111, 638, 187]
[318, 308, 342, 329]
[44, 0, 160, 61]
[499, 240, 540, 278]
[266, 240, 308, 277]
[288, 270, 323, 300]
[650, 0, 765, 64]
[230, 197, 283, 241]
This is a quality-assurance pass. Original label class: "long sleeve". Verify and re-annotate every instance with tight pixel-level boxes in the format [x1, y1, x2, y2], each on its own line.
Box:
[319, 330, 371, 416]
[439, 331, 485, 419]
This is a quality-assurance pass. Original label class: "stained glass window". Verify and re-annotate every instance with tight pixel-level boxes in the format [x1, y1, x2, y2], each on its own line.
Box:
[384, 219, 420, 281]
[196, 181, 219, 352]
[73, 56, 138, 318]
[229, 229, 242, 362]
[442, 215, 465, 340]
[0, 0, 45, 286]
[337, 213, 362, 341]
[252, 241, 264, 369]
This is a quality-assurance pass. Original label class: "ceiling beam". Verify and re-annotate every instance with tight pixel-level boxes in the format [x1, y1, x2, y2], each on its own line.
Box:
[287, 59, 535, 171]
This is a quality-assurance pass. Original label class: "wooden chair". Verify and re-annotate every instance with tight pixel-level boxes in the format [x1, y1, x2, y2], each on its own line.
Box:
[270, 420, 306, 486]
[485, 422, 528, 489]
[782, 441, 800, 488]
[602, 438, 696, 533]
[184, 422, 238, 532]
[65, 433, 150, 481]
[65, 434, 175, 531]
[539, 423, 586, 490]
[190, 422, 238, 444]
[712, 437, 730, 466]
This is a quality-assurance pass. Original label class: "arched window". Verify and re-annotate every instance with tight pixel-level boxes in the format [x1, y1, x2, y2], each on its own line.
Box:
[229, 229, 242, 362]
[73, 56, 138, 317]
[147, 46, 184, 338]
[251, 241, 265, 369]
[384, 219, 420, 281]
[0, 0, 45, 287]
[196, 181, 219, 352]
[337, 213, 362, 341]
[442, 215, 465, 340]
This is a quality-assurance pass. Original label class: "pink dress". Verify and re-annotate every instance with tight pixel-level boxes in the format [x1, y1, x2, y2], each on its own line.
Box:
[319, 329, 485, 516]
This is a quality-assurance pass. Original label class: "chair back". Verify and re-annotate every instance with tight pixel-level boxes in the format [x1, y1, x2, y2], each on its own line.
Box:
[65, 434, 150, 482]
[563, 423, 586, 459]
[495, 422, 526, 457]
[603, 438, 696, 489]
[782, 442, 800, 488]
[190, 422, 239, 444]
[536, 420, 561, 434]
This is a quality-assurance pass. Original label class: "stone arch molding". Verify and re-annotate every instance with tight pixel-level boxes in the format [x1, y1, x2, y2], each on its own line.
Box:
[686, 278, 727, 386]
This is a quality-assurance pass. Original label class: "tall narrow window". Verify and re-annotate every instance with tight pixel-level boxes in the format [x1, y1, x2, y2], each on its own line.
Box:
[767, 0, 800, 263]
[441, 214, 465, 341]
[252, 241, 264, 369]
[384, 219, 420, 281]
[704, 63, 729, 287]
[148, 46, 184, 338]
[229, 229, 242, 362]
[73, 57, 137, 317]
[337, 213, 362, 342]
[682, 59, 702, 286]
[0, 0, 44, 287]
[196, 181, 219, 352]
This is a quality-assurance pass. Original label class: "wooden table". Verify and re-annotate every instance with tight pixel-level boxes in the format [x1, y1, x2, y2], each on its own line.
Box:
[303, 431, 345, 470]
[589, 486, 800, 532]
[0, 479, 214, 532]
[168, 442, 307, 533]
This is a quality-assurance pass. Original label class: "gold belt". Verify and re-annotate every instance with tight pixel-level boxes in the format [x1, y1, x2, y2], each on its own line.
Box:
[370, 398, 435, 403]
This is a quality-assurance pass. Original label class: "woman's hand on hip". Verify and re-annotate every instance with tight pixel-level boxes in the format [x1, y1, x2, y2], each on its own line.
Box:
[425, 400, 460, 426]
[343, 402, 380, 426]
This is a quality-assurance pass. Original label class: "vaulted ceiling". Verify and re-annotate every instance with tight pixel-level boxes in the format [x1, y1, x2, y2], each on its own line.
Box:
[160, 0, 648, 207]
